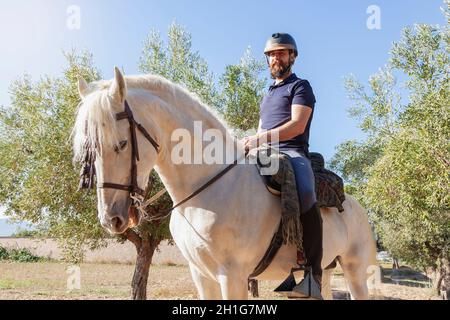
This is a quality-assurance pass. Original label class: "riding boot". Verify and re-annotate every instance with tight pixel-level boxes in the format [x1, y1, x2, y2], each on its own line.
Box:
[291, 203, 323, 299]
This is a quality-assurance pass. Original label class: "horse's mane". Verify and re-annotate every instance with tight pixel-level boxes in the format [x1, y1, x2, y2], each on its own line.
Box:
[72, 74, 233, 163]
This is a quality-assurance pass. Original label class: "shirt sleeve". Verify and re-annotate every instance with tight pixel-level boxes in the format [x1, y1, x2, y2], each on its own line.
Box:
[292, 80, 316, 108]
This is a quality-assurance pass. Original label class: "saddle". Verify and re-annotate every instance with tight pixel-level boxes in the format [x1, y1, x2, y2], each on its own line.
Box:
[260, 150, 346, 212]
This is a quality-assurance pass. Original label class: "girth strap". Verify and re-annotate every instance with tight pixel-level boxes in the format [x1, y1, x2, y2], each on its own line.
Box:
[248, 220, 284, 279]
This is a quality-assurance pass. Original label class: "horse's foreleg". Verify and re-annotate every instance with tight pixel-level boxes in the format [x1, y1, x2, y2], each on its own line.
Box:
[217, 272, 249, 300]
[189, 263, 222, 300]
[338, 258, 370, 300]
[321, 268, 334, 300]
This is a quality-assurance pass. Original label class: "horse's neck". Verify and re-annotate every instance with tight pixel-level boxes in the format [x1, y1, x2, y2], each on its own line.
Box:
[135, 88, 245, 204]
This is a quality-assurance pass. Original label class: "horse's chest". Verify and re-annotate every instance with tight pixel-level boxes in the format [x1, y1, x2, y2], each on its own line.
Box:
[169, 209, 236, 266]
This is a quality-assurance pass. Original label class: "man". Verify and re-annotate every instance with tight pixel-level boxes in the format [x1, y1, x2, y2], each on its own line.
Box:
[244, 33, 323, 299]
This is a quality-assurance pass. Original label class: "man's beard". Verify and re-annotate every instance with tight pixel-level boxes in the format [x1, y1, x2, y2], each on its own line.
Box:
[269, 59, 293, 79]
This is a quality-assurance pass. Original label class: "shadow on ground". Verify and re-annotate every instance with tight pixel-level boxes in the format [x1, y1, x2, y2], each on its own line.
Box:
[381, 266, 431, 288]
[330, 265, 433, 300]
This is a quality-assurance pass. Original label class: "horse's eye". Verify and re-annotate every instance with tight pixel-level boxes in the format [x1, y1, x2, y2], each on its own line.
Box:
[114, 140, 128, 153]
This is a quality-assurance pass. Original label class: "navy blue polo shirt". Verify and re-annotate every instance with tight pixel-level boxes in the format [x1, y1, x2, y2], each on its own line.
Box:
[259, 73, 316, 152]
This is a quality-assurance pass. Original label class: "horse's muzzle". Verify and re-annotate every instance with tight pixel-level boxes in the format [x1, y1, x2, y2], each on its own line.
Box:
[128, 206, 140, 228]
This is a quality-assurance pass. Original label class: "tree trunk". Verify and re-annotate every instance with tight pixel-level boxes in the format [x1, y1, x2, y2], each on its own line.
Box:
[392, 258, 400, 269]
[125, 229, 161, 300]
[430, 258, 450, 300]
[438, 258, 450, 300]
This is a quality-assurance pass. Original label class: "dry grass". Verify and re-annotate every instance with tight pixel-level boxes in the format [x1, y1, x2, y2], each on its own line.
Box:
[0, 261, 441, 300]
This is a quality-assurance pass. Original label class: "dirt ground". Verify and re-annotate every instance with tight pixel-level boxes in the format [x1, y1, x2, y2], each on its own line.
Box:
[0, 261, 441, 300]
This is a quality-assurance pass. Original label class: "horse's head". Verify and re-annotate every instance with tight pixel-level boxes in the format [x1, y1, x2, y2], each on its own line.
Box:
[74, 67, 159, 234]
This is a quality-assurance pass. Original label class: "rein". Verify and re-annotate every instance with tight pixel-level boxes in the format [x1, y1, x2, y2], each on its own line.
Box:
[148, 158, 239, 221]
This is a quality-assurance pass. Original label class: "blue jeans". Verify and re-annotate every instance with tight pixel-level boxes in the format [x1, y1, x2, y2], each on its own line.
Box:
[279, 149, 316, 214]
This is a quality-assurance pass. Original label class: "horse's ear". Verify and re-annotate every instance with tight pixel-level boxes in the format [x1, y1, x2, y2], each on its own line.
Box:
[78, 77, 89, 99]
[109, 66, 127, 104]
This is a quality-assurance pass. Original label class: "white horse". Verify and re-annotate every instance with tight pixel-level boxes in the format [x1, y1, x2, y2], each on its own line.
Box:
[73, 67, 377, 300]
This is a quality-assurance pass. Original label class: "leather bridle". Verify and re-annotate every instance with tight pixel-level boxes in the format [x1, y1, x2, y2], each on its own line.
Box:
[98, 100, 160, 197]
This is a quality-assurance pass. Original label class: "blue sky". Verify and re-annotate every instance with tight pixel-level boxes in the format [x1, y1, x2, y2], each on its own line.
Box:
[0, 1, 446, 219]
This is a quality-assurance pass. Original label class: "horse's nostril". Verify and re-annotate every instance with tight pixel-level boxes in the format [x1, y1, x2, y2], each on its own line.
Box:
[111, 217, 123, 230]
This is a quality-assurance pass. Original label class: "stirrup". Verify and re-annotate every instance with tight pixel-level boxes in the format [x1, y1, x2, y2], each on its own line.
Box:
[273, 266, 307, 295]
[274, 270, 297, 294]
[290, 271, 323, 300]
[274, 267, 323, 300]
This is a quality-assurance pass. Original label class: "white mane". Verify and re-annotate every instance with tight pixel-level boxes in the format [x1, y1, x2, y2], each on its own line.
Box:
[72, 74, 232, 162]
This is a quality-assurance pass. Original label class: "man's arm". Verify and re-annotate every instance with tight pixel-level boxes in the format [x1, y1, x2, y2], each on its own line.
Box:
[259, 104, 312, 142]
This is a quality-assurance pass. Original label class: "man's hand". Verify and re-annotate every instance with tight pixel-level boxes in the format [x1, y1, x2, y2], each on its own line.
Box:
[243, 135, 260, 152]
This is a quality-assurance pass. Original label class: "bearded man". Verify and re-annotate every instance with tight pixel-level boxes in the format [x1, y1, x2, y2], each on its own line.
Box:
[243, 33, 323, 299]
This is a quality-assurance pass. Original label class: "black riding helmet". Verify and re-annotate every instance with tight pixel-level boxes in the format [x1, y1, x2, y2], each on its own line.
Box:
[264, 33, 298, 57]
